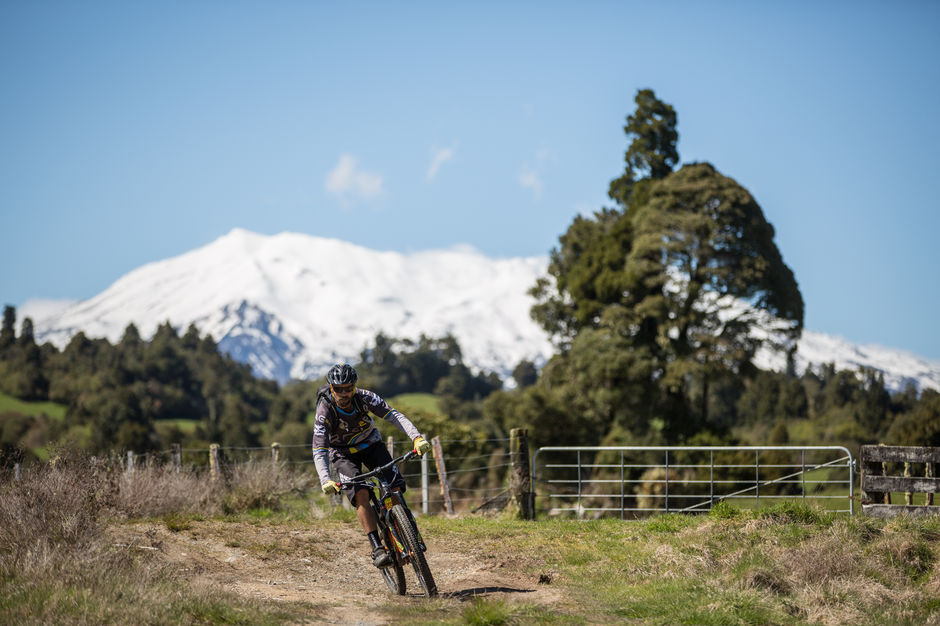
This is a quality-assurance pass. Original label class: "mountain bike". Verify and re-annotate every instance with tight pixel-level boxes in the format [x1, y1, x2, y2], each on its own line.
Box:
[337, 449, 437, 597]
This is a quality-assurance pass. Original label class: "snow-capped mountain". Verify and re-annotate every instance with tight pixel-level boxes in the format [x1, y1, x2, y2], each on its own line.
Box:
[25, 229, 553, 384]
[21, 228, 940, 392]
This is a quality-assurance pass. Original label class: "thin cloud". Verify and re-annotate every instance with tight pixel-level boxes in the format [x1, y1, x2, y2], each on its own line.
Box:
[519, 148, 556, 198]
[325, 154, 384, 201]
[426, 145, 456, 181]
[519, 166, 543, 197]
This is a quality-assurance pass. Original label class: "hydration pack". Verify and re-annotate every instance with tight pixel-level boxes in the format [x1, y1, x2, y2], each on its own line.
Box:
[316, 383, 367, 421]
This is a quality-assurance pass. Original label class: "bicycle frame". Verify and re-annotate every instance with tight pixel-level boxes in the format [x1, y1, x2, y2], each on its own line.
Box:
[338, 449, 419, 549]
[336, 449, 436, 596]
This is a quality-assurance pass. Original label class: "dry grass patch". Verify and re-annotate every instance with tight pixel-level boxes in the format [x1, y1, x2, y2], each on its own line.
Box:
[0, 451, 299, 624]
[116, 463, 219, 518]
[782, 533, 861, 586]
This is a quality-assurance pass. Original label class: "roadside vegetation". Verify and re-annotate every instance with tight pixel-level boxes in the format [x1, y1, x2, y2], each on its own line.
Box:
[2, 451, 938, 625]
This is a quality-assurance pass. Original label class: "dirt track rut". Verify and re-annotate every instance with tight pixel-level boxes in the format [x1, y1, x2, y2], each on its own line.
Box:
[113, 519, 562, 624]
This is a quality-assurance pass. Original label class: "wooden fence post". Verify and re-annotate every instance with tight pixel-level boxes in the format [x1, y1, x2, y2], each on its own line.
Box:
[209, 444, 220, 482]
[271, 442, 280, 470]
[172, 443, 182, 472]
[929, 462, 935, 506]
[387, 435, 394, 457]
[431, 436, 454, 515]
[882, 454, 891, 505]
[862, 445, 888, 504]
[509, 428, 534, 520]
[905, 462, 913, 505]
[421, 452, 429, 514]
[14, 463, 21, 482]
[126, 450, 135, 474]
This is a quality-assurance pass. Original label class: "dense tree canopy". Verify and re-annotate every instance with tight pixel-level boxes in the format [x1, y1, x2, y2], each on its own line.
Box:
[529, 88, 804, 440]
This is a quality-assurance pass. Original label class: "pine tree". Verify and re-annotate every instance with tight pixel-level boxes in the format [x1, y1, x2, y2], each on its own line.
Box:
[608, 88, 679, 208]
[0, 305, 15, 352]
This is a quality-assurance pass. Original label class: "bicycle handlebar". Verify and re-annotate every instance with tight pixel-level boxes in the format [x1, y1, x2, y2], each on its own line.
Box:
[335, 449, 420, 489]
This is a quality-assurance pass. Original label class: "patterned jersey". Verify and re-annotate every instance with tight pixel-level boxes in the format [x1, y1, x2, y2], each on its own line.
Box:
[312, 388, 423, 485]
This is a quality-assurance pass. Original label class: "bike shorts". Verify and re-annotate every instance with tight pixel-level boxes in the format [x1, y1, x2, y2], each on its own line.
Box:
[330, 442, 407, 505]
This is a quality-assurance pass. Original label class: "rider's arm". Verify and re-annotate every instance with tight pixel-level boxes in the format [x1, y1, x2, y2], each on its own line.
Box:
[311, 402, 333, 485]
[360, 389, 423, 441]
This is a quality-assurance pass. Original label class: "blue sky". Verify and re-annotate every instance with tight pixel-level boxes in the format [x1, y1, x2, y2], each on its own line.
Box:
[2, 1, 939, 360]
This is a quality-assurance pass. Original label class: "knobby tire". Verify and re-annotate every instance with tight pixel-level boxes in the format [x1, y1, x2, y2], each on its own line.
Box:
[379, 519, 406, 595]
[390, 504, 437, 597]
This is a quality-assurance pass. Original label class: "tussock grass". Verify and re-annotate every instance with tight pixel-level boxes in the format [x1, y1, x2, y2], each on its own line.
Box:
[0, 449, 318, 624]
[417, 502, 940, 625]
[116, 463, 218, 518]
[221, 460, 314, 514]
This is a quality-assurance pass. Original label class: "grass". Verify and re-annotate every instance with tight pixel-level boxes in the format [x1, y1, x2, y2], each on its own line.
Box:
[389, 392, 443, 415]
[154, 418, 200, 434]
[3, 452, 940, 625]
[407, 504, 940, 625]
[0, 450, 306, 625]
[0, 390, 66, 421]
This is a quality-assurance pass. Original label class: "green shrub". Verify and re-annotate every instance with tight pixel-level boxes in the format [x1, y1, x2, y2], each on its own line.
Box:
[708, 500, 743, 519]
[756, 500, 831, 526]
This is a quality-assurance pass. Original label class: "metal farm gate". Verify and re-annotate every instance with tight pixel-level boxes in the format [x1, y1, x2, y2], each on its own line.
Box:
[532, 446, 855, 518]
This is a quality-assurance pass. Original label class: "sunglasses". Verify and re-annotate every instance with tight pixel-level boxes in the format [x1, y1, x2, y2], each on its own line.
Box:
[331, 384, 355, 394]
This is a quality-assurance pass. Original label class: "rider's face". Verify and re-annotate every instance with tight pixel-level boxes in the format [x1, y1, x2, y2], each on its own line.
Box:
[331, 384, 355, 408]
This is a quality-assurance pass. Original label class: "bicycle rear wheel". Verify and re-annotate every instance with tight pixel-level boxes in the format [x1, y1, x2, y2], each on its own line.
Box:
[379, 522, 406, 595]
[390, 504, 437, 597]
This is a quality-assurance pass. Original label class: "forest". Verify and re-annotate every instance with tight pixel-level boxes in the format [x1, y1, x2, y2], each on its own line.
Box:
[2, 89, 938, 465]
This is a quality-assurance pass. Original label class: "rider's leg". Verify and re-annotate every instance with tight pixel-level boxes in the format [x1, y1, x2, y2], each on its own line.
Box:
[353, 488, 390, 567]
[354, 488, 378, 533]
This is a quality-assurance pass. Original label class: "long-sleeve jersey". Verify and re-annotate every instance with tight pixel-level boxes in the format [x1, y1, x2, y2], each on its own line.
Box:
[312, 388, 423, 485]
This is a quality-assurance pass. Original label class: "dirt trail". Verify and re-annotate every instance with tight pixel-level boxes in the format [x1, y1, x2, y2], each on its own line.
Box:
[113, 519, 562, 624]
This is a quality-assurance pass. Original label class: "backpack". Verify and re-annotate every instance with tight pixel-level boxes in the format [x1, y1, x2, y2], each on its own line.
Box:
[316, 384, 368, 421]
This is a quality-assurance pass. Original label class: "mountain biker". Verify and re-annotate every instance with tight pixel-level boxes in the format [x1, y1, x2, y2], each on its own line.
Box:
[312, 363, 432, 568]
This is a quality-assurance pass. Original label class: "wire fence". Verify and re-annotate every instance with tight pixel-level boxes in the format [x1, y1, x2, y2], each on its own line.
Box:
[115, 437, 517, 514]
[13, 439, 867, 519]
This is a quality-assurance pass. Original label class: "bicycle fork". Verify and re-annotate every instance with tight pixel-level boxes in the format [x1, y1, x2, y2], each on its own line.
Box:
[380, 494, 427, 556]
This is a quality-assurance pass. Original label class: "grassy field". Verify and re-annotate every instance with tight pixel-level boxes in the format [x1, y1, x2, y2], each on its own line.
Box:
[408, 506, 940, 625]
[390, 392, 443, 415]
[0, 390, 66, 421]
[154, 418, 201, 434]
[2, 454, 939, 625]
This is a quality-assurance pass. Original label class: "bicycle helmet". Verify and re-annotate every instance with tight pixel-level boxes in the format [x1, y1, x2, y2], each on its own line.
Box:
[326, 363, 358, 386]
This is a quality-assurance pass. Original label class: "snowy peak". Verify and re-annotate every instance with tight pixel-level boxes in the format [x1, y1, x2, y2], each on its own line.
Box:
[22, 229, 940, 392]
[791, 330, 940, 393]
[28, 229, 554, 383]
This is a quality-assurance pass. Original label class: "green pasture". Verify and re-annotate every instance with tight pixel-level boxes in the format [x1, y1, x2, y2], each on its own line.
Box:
[389, 392, 442, 415]
[0, 391, 66, 421]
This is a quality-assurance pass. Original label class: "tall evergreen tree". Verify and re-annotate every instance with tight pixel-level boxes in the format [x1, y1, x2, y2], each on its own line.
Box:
[629, 162, 803, 426]
[529, 90, 803, 441]
[511, 360, 538, 388]
[18, 317, 35, 346]
[608, 88, 679, 208]
[0, 305, 15, 352]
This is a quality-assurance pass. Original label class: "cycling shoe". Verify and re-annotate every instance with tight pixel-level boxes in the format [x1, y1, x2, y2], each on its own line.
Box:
[372, 546, 391, 568]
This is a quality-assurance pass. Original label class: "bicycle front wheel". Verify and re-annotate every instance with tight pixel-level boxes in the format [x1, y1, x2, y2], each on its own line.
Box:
[390, 504, 437, 597]
[379, 521, 406, 595]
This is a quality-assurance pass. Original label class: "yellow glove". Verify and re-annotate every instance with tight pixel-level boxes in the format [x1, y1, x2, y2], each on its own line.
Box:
[321, 480, 339, 495]
[413, 436, 431, 456]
